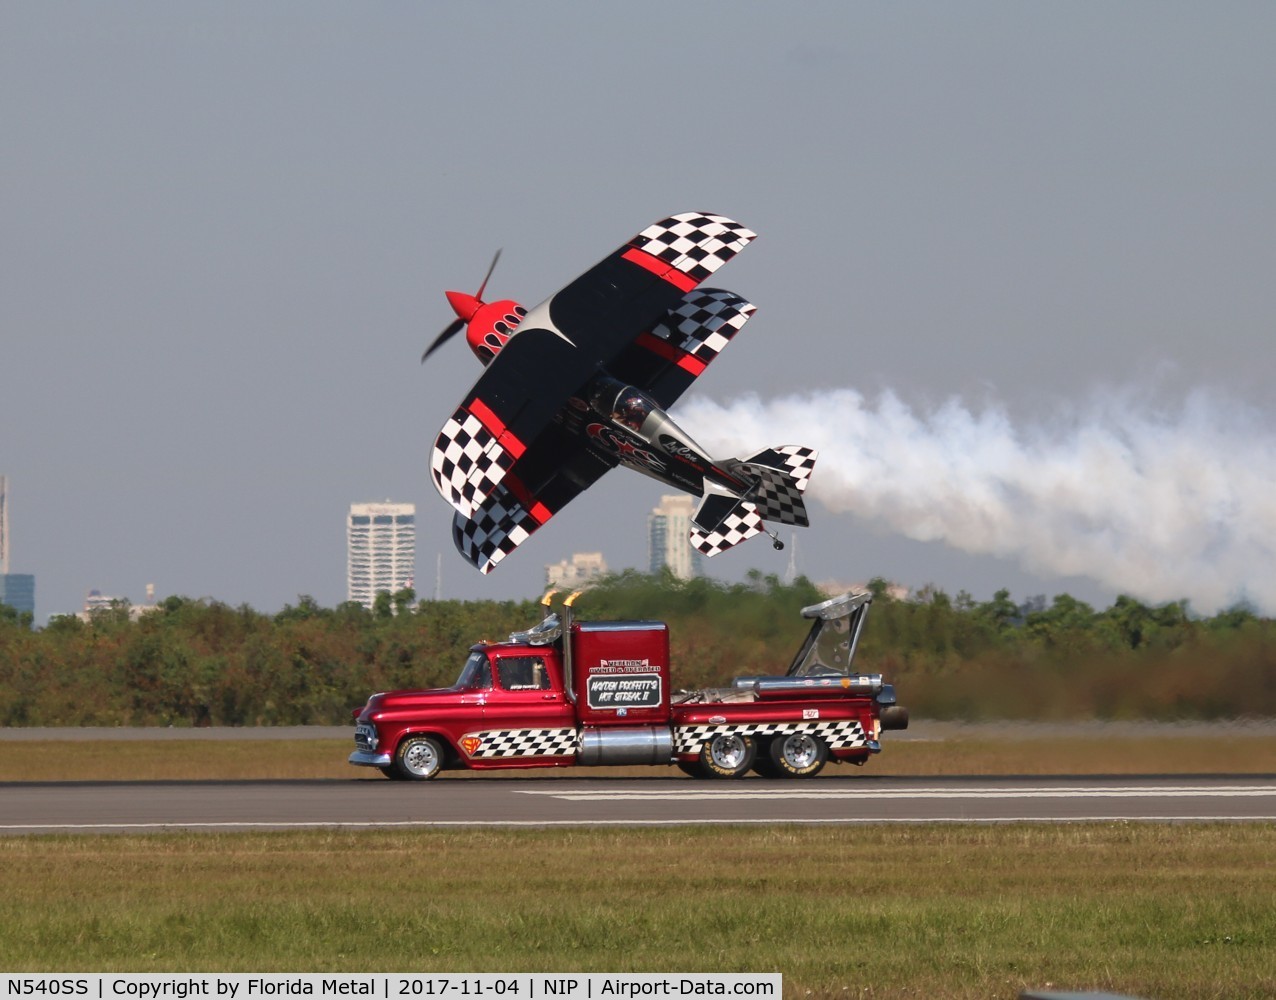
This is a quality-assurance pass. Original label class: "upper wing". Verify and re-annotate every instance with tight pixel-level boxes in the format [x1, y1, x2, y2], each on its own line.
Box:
[431, 213, 755, 517]
[451, 426, 617, 573]
[607, 287, 756, 409]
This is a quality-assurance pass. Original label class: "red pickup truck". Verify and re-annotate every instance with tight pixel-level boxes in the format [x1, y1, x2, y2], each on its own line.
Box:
[349, 591, 907, 780]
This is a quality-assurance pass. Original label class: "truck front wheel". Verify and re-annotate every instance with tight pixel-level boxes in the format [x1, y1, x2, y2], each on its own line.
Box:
[698, 732, 756, 778]
[393, 735, 444, 781]
[770, 732, 827, 777]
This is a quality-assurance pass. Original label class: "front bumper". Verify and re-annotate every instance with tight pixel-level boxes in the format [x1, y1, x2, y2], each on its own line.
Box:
[349, 749, 392, 768]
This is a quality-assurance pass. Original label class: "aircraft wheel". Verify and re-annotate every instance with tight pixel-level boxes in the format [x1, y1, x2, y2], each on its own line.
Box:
[393, 735, 444, 781]
[769, 732, 827, 778]
[697, 732, 756, 778]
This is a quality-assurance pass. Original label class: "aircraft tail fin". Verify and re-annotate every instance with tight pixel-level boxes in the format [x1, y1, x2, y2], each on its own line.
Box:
[687, 445, 817, 558]
[736, 445, 818, 527]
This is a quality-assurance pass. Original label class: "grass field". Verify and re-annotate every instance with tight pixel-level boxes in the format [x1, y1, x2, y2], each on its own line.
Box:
[3, 731, 1276, 781]
[1, 825, 1273, 999]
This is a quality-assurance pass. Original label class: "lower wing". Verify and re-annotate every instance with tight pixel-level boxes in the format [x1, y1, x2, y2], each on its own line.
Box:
[452, 431, 616, 574]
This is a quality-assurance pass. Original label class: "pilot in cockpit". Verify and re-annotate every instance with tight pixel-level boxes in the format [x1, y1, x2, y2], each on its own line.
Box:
[613, 391, 651, 432]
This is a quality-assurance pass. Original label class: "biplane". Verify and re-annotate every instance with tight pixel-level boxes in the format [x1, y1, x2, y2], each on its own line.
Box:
[423, 212, 817, 574]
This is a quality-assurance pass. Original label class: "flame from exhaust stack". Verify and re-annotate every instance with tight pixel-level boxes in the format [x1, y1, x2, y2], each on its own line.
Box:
[681, 387, 1276, 615]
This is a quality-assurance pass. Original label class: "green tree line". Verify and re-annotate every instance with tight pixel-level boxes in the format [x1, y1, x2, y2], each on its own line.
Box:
[1, 573, 1272, 726]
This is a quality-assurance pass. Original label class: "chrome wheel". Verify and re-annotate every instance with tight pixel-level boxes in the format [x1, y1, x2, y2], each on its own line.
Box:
[780, 733, 819, 768]
[698, 732, 756, 778]
[769, 731, 827, 777]
[394, 736, 444, 780]
[709, 733, 749, 770]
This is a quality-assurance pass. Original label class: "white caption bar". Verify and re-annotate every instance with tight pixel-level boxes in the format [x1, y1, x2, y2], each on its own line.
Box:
[0, 975, 782, 1000]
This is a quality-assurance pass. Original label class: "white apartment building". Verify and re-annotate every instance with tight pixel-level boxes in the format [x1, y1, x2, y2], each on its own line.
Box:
[347, 501, 416, 609]
[647, 494, 702, 581]
[545, 551, 608, 590]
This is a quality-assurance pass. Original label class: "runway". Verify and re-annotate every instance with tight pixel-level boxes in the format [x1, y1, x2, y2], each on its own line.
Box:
[3, 774, 1275, 833]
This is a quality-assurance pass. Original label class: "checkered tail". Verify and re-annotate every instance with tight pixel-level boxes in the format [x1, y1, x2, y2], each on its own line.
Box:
[739, 446, 818, 527]
[688, 492, 765, 558]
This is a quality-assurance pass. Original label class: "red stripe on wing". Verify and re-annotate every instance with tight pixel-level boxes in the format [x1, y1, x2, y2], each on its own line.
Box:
[621, 247, 697, 292]
[468, 397, 526, 460]
[503, 472, 554, 527]
[635, 331, 707, 376]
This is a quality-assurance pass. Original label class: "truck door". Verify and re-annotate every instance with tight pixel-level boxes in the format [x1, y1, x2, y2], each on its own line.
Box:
[484, 654, 577, 757]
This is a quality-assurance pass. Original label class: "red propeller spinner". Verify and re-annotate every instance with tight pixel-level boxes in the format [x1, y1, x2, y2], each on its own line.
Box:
[422, 250, 526, 366]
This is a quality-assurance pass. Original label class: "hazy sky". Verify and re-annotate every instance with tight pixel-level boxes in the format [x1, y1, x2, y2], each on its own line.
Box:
[4, 3, 1274, 622]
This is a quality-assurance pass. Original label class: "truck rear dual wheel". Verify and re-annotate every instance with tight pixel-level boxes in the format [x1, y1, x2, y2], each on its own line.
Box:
[696, 732, 756, 778]
[392, 735, 444, 781]
[769, 732, 828, 777]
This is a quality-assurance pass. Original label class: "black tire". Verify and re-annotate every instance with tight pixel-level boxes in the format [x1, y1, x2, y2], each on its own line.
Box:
[696, 732, 756, 778]
[379, 765, 405, 780]
[675, 761, 703, 778]
[392, 735, 445, 781]
[751, 756, 782, 778]
[768, 731, 827, 778]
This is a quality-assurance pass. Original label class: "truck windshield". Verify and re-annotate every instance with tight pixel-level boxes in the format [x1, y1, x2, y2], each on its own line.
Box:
[455, 650, 493, 690]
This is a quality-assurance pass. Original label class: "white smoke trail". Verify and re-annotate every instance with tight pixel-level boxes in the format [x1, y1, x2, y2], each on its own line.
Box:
[681, 388, 1276, 615]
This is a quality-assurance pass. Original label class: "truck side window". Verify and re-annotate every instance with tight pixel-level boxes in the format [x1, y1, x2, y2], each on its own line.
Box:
[497, 656, 550, 691]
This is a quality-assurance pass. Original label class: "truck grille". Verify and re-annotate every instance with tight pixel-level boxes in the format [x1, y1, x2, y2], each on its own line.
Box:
[354, 723, 377, 751]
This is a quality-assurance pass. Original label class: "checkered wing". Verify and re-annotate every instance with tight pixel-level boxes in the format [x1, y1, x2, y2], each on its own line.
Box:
[651, 288, 754, 367]
[451, 439, 615, 574]
[740, 446, 818, 527]
[634, 213, 757, 285]
[453, 485, 544, 575]
[431, 406, 519, 519]
[605, 288, 755, 409]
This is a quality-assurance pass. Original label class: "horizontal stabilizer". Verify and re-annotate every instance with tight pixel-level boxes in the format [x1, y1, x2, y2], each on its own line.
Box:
[689, 492, 764, 558]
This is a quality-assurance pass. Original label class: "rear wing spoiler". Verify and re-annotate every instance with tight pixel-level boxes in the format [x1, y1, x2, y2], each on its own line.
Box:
[785, 591, 873, 677]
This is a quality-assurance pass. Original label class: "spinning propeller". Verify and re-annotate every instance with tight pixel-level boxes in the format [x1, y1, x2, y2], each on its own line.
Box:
[421, 249, 502, 363]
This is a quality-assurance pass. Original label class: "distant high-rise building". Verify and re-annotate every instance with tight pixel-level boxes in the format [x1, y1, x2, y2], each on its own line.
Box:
[546, 551, 608, 591]
[647, 495, 701, 580]
[347, 501, 416, 609]
[0, 476, 36, 618]
[0, 474, 9, 575]
[0, 574, 35, 617]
